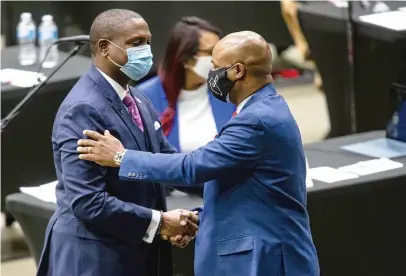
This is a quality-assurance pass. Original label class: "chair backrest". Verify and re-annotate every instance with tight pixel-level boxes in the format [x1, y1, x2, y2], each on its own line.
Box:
[6, 193, 55, 265]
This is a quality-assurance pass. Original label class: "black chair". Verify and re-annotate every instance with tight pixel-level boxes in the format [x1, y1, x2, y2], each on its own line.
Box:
[6, 193, 55, 264]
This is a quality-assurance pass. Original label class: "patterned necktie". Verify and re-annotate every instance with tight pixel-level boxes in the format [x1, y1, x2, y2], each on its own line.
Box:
[123, 92, 144, 132]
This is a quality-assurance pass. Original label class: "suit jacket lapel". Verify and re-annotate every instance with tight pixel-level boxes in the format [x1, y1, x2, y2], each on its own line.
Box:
[110, 101, 144, 150]
[130, 90, 160, 153]
[87, 65, 144, 150]
[130, 89, 168, 209]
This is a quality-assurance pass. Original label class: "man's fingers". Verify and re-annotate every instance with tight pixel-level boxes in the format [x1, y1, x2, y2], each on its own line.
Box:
[77, 146, 94, 154]
[180, 210, 199, 225]
[188, 211, 199, 224]
[104, 130, 114, 137]
[188, 220, 198, 232]
[83, 130, 104, 140]
[170, 235, 190, 248]
[179, 212, 189, 226]
[177, 236, 191, 248]
[183, 225, 197, 237]
[170, 235, 183, 243]
[79, 154, 97, 161]
[161, 235, 168, 240]
[77, 139, 98, 147]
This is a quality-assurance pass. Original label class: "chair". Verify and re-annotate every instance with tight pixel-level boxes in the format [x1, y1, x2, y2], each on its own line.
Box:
[6, 193, 55, 264]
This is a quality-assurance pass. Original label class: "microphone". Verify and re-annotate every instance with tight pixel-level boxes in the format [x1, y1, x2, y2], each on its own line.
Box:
[1, 34, 88, 132]
[54, 35, 89, 45]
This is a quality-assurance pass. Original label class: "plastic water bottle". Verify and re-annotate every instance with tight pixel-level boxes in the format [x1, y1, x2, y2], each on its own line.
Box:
[39, 15, 58, 68]
[17, 12, 37, 66]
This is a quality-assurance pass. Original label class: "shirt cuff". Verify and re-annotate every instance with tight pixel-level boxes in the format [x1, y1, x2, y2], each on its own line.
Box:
[143, 209, 161, 243]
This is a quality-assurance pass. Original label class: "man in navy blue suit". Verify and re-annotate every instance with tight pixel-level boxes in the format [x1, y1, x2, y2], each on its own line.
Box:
[37, 9, 198, 276]
[78, 31, 319, 276]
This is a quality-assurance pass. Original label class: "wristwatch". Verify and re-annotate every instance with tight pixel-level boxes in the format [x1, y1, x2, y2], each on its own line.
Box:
[113, 149, 127, 166]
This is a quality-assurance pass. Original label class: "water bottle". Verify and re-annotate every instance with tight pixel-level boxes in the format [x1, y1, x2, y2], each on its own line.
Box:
[17, 12, 37, 66]
[39, 15, 58, 68]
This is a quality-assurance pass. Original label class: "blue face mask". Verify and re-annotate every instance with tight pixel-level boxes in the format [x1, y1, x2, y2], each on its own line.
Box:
[104, 40, 153, 81]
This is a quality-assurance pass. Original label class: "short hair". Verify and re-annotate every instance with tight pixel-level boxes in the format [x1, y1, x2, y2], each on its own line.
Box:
[89, 9, 142, 54]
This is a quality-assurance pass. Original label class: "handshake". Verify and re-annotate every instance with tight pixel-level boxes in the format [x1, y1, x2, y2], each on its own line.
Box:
[159, 209, 199, 248]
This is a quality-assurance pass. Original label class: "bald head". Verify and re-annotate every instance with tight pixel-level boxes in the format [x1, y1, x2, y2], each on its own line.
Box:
[213, 31, 273, 77]
[89, 9, 142, 54]
[208, 31, 273, 105]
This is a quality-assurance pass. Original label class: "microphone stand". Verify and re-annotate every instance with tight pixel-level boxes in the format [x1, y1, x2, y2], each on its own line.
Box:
[1, 43, 84, 132]
[346, 0, 357, 133]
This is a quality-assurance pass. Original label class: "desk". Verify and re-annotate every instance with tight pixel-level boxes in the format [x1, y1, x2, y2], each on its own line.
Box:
[6, 131, 406, 275]
[1, 46, 92, 213]
[306, 131, 406, 276]
[298, 2, 406, 137]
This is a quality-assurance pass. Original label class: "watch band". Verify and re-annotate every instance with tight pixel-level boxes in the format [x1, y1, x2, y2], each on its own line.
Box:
[113, 149, 127, 166]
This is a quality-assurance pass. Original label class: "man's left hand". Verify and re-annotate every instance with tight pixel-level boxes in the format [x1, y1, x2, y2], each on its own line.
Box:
[77, 130, 124, 167]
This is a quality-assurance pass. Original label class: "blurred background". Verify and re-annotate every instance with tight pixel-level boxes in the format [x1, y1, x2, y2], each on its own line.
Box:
[1, 1, 406, 275]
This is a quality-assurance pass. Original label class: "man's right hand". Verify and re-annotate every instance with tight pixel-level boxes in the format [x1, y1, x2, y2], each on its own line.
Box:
[159, 209, 198, 239]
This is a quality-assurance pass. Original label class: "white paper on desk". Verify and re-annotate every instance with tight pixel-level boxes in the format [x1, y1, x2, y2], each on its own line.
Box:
[20, 181, 57, 203]
[309, 167, 359, 184]
[338, 158, 403, 176]
[327, 0, 348, 8]
[359, 11, 406, 31]
[0, 68, 46, 87]
[341, 138, 406, 159]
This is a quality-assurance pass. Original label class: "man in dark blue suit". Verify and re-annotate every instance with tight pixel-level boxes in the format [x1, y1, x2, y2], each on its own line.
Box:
[37, 9, 197, 276]
[78, 31, 319, 276]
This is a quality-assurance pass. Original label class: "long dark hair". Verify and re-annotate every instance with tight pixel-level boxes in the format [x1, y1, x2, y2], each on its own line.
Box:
[158, 16, 221, 137]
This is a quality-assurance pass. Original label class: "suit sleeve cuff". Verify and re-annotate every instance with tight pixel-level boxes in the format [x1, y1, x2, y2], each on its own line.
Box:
[142, 209, 161, 243]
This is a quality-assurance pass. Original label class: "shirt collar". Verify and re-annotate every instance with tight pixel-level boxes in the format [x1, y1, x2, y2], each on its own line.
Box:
[97, 68, 127, 100]
[236, 94, 254, 114]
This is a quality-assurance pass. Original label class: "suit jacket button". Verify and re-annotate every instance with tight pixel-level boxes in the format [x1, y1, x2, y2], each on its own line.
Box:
[128, 172, 131, 177]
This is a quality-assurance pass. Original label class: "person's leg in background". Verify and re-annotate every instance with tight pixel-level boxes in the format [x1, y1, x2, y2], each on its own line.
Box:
[281, 0, 309, 61]
[280, 0, 322, 90]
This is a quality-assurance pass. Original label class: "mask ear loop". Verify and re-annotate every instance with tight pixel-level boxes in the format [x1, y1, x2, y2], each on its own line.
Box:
[98, 39, 126, 68]
[226, 63, 238, 72]
[107, 56, 123, 68]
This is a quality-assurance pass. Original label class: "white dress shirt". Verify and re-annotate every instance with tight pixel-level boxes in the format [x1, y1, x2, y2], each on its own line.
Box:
[177, 85, 218, 153]
[235, 93, 314, 187]
[98, 68, 161, 243]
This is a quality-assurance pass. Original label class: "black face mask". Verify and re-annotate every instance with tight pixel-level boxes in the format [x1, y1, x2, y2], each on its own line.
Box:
[207, 66, 235, 102]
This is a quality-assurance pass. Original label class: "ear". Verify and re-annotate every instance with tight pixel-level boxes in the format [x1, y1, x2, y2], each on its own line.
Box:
[98, 39, 109, 57]
[234, 63, 246, 79]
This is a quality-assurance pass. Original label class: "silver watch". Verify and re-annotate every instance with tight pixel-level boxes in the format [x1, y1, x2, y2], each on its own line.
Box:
[113, 149, 127, 166]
